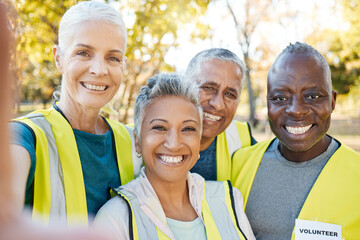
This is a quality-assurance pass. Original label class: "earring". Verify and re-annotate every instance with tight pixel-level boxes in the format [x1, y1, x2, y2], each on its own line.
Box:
[136, 152, 142, 158]
[198, 154, 200, 160]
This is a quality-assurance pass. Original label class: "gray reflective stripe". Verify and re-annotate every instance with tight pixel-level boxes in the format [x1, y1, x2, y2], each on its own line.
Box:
[124, 125, 142, 178]
[205, 181, 242, 239]
[26, 113, 67, 223]
[119, 189, 160, 240]
[225, 120, 242, 158]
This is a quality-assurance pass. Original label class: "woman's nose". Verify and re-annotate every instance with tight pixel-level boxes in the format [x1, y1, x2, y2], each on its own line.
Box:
[163, 130, 183, 151]
[89, 57, 108, 77]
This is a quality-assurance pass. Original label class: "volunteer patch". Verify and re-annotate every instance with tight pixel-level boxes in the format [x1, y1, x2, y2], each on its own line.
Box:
[295, 219, 341, 240]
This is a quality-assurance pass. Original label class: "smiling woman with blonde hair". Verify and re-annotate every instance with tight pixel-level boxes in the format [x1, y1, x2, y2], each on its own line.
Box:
[95, 72, 255, 240]
[9, 1, 141, 226]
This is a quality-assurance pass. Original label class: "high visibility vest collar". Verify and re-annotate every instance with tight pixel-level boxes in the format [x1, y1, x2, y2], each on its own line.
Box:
[216, 120, 252, 181]
[113, 180, 248, 240]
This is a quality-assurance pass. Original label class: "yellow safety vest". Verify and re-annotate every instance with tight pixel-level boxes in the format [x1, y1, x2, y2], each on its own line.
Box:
[231, 138, 360, 239]
[14, 106, 139, 226]
[112, 181, 248, 240]
[216, 120, 252, 181]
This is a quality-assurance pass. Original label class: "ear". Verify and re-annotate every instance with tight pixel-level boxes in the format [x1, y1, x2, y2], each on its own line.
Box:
[53, 45, 63, 73]
[134, 131, 141, 154]
[331, 90, 337, 111]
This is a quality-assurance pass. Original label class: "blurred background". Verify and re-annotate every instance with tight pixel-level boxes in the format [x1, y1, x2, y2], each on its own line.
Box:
[5, 0, 360, 152]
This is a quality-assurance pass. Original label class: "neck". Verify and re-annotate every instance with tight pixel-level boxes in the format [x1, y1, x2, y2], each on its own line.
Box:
[200, 136, 215, 151]
[279, 135, 332, 162]
[57, 95, 108, 134]
[147, 173, 197, 221]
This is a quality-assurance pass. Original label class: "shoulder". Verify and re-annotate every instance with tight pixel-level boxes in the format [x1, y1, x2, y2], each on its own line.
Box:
[233, 139, 274, 159]
[233, 120, 251, 133]
[105, 118, 128, 130]
[95, 195, 130, 224]
[9, 121, 36, 155]
[9, 121, 35, 138]
[104, 118, 134, 141]
[233, 120, 249, 129]
[328, 136, 360, 159]
[94, 195, 130, 239]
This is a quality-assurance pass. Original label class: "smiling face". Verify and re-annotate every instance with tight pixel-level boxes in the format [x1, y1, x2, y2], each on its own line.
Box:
[267, 53, 337, 161]
[195, 59, 242, 147]
[54, 20, 126, 110]
[135, 95, 201, 185]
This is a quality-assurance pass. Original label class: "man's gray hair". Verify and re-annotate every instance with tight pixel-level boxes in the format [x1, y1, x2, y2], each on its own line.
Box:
[58, 0, 127, 52]
[185, 48, 247, 84]
[134, 72, 203, 137]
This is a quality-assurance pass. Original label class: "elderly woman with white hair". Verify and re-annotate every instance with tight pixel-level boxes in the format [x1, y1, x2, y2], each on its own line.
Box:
[9, 1, 141, 226]
[95, 72, 255, 240]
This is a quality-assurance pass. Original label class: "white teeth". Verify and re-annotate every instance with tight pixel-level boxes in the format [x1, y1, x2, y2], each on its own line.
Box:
[285, 125, 312, 135]
[159, 155, 183, 164]
[83, 83, 106, 91]
[204, 112, 221, 121]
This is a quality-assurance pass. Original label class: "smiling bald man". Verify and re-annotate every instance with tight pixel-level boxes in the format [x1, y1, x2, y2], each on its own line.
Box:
[231, 42, 360, 240]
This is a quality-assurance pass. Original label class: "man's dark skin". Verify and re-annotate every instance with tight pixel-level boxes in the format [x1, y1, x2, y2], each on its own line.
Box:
[267, 53, 337, 162]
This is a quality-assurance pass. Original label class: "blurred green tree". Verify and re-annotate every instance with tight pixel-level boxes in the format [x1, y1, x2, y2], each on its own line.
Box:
[321, 0, 360, 94]
[14, 0, 69, 110]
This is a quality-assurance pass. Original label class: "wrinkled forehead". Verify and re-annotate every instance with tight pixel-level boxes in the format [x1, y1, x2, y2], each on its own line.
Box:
[268, 53, 332, 91]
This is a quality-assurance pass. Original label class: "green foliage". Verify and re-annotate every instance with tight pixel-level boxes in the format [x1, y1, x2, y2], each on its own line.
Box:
[14, 0, 72, 105]
[323, 0, 360, 94]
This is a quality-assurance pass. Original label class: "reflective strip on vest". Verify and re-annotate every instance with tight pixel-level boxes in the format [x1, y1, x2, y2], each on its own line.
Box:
[203, 181, 247, 240]
[17, 118, 54, 224]
[15, 107, 139, 226]
[231, 140, 271, 208]
[115, 181, 247, 240]
[107, 119, 142, 185]
[216, 120, 251, 181]
[231, 139, 360, 239]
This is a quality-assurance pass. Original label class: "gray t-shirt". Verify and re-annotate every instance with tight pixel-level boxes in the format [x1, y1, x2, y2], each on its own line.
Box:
[245, 138, 339, 240]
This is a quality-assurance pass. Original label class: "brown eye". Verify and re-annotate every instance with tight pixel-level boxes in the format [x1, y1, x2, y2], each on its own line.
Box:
[152, 126, 166, 131]
[201, 86, 216, 92]
[76, 51, 90, 57]
[275, 96, 287, 101]
[108, 56, 121, 62]
[182, 127, 196, 132]
[307, 94, 320, 99]
[225, 91, 236, 99]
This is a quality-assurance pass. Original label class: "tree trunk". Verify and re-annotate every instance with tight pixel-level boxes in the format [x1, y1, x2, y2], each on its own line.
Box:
[244, 53, 258, 127]
[245, 70, 257, 127]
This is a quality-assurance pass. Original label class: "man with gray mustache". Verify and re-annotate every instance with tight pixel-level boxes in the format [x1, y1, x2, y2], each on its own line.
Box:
[186, 48, 256, 181]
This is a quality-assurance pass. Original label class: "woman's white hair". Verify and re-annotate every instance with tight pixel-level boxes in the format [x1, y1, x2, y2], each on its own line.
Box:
[58, 0, 127, 53]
